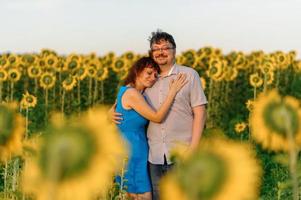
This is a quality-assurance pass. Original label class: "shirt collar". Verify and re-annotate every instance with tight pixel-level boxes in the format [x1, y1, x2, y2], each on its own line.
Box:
[160, 63, 179, 78]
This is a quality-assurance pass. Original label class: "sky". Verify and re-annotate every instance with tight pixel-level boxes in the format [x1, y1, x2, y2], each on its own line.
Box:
[1, 0, 301, 57]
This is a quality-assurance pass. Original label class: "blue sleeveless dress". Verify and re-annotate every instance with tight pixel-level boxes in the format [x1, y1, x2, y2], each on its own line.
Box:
[115, 86, 151, 193]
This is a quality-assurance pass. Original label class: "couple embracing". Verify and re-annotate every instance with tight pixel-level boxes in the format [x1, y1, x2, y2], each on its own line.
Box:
[110, 30, 207, 200]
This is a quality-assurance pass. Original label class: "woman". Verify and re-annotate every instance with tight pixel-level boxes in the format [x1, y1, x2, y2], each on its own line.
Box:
[114, 57, 186, 200]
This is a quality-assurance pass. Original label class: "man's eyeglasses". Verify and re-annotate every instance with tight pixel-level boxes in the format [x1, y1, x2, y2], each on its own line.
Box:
[151, 47, 175, 53]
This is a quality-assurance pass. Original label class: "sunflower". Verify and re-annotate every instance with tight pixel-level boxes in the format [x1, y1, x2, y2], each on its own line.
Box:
[233, 52, 247, 69]
[122, 51, 136, 61]
[250, 90, 301, 151]
[260, 61, 275, 74]
[45, 55, 58, 68]
[74, 65, 88, 81]
[182, 50, 197, 68]
[20, 91, 37, 109]
[54, 59, 66, 72]
[293, 61, 301, 72]
[176, 55, 185, 66]
[22, 107, 127, 200]
[206, 58, 223, 80]
[0, 56, 8, 68]
[37, 57, 47, 68]
[160, 138, 261, 200]
[112, 57, 128, 72]
[27, 65, 42, 78]
[249, 73, 263, 88]
[265, 71, 275, 85]
[246, 99, 254, 112]
[66, 59, 80, 71]
[7, 54, 20, 65]
[118, 69, 129, 80]
[275, 51, 288, 69]
[66, 53, 81, 62]
[0, 103, 25, 162]
[224, 67, 238, 81]
[235, 122, 247, 134]
[0, 68, 8, 82]
[8, 68, 22, 82]
[62, 75, 77, 91]
[39, 72, 56, 89]
[96, 67, 109, 81]
[87, 66, 97, 78]
[202, 46, 214, 57]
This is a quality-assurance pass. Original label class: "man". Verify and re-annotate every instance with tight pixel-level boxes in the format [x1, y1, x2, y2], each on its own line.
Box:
[145, 30, 207, 200]
[112, 30, 207, 200]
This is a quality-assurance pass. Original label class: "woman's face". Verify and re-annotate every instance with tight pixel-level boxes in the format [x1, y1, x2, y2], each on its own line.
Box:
[136, 66, 158, 89]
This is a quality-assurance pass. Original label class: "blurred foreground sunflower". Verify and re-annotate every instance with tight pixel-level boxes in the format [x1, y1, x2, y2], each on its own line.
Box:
[22, 107, 128, 200]
[0, 103, 25, 162]
[250, 90, 301, 151]
[160, 138, 261, 200]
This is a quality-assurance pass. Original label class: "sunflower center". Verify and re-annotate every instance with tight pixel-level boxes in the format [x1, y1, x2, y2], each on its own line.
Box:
[97, 69, 104, 76]
[176, 152, 227, 200]
[65, 77, 73, 85]
[31, 68, 39, 75]
[0, 106, 15, 145]
[10, 72, 17, 79]
[115, 61, 124, 69]
[209, 66, 218, 76]
[26, 96, 34, 103]
[39, 126, 96, 181]
[264, 102, 299, 136]
[68, 61, 78, 70]
[43, 76, 53, 85]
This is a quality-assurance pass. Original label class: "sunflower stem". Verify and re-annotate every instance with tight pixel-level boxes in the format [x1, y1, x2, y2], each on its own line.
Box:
[263, 73, 267, 93]
[77, 80, 81, 113]
[4, 161, 8, 195]
[59, 71, 62, 105]
[61, 90, 65, 114]
[93, 79, 98, 105]
[12, 157, 19, 192]
[253, 87, 257, 101]
[34, 78, 38, 96]
[45, 89, 48, 126]
[207, 78, 214, 128]
[88, 77, 92, 106]
[276, 69, 280, 89]
[284, 107, 299, 200]
[10, 82, 14, 102]
[0, 81, 2, 103]
[101, 80, 104, 104]
[25, 108, 29, 139]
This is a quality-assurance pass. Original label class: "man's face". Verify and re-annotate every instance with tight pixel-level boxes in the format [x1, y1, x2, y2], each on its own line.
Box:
[151, 40, 176, 67]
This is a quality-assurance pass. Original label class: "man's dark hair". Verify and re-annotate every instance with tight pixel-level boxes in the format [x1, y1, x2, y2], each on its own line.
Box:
[148, 30, 176, 49]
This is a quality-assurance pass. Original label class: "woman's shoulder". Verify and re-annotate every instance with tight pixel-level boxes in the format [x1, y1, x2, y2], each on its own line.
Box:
[123, 87, 141, 97]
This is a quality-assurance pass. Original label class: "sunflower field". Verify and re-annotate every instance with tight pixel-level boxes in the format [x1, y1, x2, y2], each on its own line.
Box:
[0, 47, 301, 200]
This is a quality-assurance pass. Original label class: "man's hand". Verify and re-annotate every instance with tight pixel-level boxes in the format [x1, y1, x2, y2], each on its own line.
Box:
[108, 102, 123, 124]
